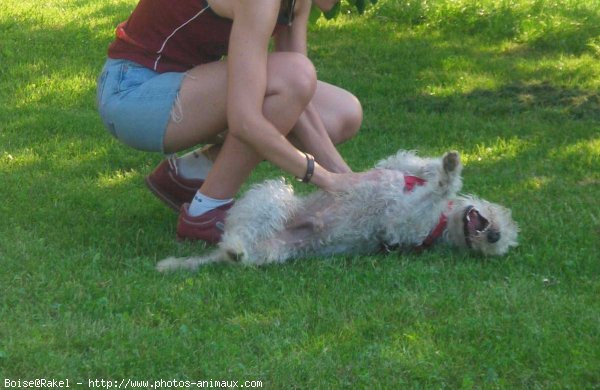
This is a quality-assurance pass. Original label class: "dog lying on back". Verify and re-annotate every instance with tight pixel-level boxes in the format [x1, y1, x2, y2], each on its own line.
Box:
[157, 150, 518, 272]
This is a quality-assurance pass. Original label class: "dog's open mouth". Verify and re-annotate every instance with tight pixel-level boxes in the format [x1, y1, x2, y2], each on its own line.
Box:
[463, 206, 490, 247]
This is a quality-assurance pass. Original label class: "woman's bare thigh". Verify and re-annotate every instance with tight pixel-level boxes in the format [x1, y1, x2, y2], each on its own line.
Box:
[163, 61, 229, 153]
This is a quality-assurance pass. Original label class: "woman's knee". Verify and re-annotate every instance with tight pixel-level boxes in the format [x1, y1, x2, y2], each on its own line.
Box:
[268, 52, 317, 106]
[330, 93, 362, 144]
[341, 94, 362, 141]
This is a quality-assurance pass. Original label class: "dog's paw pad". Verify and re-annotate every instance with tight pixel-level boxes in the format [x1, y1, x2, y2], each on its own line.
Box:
[443, 151, 460, 172]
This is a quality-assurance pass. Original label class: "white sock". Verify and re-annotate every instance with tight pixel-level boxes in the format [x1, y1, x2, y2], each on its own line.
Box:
[177, 150, 213, 180]
[188, 191, 233, 217]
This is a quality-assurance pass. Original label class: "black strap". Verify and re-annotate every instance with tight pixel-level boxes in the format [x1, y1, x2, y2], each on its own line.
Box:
[299, 153, 314, 183]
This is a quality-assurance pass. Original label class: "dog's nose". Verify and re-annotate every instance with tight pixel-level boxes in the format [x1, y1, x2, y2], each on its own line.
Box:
[487, 230, 501, 243]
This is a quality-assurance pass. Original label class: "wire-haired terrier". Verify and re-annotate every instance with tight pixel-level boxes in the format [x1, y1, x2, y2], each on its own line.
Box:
[157, 150, 518, 272]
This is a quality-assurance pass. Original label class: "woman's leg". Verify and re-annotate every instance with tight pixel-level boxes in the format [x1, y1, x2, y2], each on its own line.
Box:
[311, 80, 363, 145]
[287, 80, 363, 173]
[163, 52, 317, 199]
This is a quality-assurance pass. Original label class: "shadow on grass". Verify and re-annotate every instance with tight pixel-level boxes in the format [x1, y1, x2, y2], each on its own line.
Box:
[314, 18, 599, 173]
[525, 5, 600, 55]
[400, 82, 600, 121]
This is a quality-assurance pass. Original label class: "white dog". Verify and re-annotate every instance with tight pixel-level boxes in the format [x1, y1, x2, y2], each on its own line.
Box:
[157, 150, 518, 272]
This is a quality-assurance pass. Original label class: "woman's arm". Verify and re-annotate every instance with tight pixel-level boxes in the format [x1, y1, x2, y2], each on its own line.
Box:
[274, 0, 353, 174]
[275, 0, 309, 54]
[227, 0, 337, 189]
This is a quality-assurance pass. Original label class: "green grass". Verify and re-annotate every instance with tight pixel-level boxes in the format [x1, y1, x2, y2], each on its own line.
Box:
[1, 0, 599, 387]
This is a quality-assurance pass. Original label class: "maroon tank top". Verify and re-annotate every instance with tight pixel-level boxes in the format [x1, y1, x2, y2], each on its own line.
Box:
[108, 0, 287, 73]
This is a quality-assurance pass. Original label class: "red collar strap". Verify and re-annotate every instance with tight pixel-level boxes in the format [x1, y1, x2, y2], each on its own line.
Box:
[379, 197, 454, 254]
[414, 200, 454, 252]
[413, 212, 448, 253]
[405, 175, 453, 251]
[379, 215, 447, 254]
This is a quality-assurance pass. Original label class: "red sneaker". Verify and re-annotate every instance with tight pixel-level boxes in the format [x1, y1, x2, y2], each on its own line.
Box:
[145, 157, 203, 211]
[176, 202, 234, 244]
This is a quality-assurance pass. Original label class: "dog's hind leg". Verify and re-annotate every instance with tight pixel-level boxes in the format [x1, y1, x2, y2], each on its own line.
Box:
[222, 179, 298, 243]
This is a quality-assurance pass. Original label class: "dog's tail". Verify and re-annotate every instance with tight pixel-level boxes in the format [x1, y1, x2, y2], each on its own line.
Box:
[156, 252, 224, 273]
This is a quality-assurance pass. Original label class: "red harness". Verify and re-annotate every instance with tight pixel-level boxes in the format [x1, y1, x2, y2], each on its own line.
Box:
[380, 175, 451, 254]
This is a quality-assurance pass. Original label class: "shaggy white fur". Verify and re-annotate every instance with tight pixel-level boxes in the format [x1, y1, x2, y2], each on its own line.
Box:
[157, 150, 518, 272]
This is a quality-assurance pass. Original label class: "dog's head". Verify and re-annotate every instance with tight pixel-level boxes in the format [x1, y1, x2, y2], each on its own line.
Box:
[446, 196, 519, 256]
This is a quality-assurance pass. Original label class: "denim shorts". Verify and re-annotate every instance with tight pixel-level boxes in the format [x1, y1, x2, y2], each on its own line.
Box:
[96, 58, 186, 152]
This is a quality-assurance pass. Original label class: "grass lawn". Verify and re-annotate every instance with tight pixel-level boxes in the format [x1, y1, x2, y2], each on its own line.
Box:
[1, 0, 599, 387]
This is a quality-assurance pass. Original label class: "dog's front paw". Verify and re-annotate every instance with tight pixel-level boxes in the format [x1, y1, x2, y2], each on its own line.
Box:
[443, 151, 460, 173]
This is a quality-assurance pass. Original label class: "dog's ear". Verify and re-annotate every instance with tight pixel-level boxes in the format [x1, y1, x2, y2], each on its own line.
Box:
[498, 205, 519, 249]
